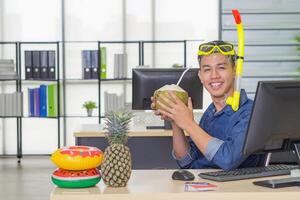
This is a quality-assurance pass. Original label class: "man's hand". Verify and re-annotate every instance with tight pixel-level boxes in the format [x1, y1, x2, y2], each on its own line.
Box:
[156, 91, 194, 130]
[151, 96, 173, 122]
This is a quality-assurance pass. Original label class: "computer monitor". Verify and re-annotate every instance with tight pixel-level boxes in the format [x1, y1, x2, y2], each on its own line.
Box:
[242, 80, 300, 188]
[132, 68, 203, 110]
[243, 80, 300, 157]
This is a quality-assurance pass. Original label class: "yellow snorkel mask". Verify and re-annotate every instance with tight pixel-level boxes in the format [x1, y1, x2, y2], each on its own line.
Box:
[198, 41, 235, 56]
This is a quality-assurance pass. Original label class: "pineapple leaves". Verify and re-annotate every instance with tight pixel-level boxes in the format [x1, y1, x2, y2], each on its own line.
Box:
[104, 110, 134, 145]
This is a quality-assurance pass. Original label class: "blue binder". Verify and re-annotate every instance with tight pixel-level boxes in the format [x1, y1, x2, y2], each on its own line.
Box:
[28, 88, 35, 117]
[39, 85, 47, 117]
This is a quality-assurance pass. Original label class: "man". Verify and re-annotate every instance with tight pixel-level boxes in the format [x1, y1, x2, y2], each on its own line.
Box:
[152, 40, 263, 171]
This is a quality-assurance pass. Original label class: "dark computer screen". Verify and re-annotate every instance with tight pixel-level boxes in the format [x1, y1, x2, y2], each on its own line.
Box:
[132, 68, 203, 110]
[243, 80, 300, 156]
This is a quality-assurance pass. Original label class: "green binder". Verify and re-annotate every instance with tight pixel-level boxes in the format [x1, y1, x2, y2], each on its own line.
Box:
[47, 84, 57, 117]
[100, 47, 107, 79]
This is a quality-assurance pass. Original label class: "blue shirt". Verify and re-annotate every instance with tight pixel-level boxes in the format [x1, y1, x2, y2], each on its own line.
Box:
[173, 89, 264, 171]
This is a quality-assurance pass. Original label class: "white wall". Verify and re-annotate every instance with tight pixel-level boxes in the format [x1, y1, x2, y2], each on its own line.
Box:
[0, 0, 219, 154]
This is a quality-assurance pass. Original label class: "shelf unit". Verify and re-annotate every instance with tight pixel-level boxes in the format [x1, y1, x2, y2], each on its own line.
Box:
[0, 42, 22, 162]
[17, 42, 61, 159]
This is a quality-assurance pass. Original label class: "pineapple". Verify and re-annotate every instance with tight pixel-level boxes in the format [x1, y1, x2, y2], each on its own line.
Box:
[101, 110, 133, 187]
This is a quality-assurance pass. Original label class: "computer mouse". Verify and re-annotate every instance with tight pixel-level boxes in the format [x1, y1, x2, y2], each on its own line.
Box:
[172, 170, 195, 181]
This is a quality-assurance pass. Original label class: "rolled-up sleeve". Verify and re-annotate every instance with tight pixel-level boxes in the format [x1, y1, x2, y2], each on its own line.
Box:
[171, 148, 195, 168]
[210, 111, 251, 171]
[204, 137, 224, 161]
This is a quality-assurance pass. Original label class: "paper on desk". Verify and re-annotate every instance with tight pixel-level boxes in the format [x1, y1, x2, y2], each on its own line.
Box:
[184, 182, 217, 192]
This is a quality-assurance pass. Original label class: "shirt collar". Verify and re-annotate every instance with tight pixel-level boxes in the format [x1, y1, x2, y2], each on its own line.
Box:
[208, 89, 249, 117]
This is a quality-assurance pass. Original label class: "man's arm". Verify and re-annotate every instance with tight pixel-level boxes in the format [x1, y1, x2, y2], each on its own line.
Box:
[171, 123, 190, 159]
[157, 93, 213, 155]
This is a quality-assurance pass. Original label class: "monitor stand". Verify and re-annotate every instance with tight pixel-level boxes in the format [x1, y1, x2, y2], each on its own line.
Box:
[146, 120, 172, 130]
[253, 143, 300, 188]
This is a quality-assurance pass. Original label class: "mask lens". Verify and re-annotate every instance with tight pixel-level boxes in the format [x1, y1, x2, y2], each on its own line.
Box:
[219, 45, 233, 52]
[200, 45, 214, 52]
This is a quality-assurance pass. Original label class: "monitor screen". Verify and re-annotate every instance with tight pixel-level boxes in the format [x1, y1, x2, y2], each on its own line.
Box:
[243, 80, 300, 156]
[132, 68, 203, 110]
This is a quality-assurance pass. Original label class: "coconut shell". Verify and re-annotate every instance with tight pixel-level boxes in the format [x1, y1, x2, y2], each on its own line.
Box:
[153, 84, 188, 110]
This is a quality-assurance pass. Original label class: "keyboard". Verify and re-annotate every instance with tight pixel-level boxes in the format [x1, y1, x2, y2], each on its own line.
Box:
[198, 164, 299, 182]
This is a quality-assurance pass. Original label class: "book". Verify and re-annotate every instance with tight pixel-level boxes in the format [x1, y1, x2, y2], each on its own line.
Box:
[16, 92, 23, 117]
[82, 50, 92, 79]
[32, 51, 40, 79]
[114, 54, 120, 78]
[0, 93, 5, 116]
[48, 51, 56, 80]
[91, 50, 99, 79]
[184, 182, 217, 192]
[28, 88, 35, 117]
[33, 88, 40, 116]
[47, 84, 57, 117]
[25, 51, 33, 79]
[39, 85, 47, 117]
[100, 47, 107, 79]
[0, 59, 14, 64]
[40, 51, 48, 79]
[122, 54, 127, 78]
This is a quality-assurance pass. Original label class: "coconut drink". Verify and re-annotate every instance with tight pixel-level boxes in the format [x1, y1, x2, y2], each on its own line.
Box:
[153, 84, 188, 110]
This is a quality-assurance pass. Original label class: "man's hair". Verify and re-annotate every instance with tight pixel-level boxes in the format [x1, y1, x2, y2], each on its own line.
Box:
[198, 54, 236, 67]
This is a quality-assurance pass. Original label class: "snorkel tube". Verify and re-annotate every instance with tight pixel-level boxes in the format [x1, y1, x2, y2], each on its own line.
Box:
[226, 9, 244, 111]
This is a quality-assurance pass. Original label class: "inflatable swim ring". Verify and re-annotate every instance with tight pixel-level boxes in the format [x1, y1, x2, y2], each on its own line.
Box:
[51, 168, 101, 188]
[51, 146, 103, 170]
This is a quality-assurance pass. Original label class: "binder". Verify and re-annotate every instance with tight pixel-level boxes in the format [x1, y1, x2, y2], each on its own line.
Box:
[16, 92, 23, 117]
[12, 92, 17, 116]
[25, 51, 33, 79]
[39, 85, 47, 117]
[82, 50, 92, 79]
[100, 47, 107, 79]
[28, 89, 35, 117]
[32, 51, 40, 79]
[122, 54, 128, 78]
[0, 93, 5, 116]
[40, 51, 48, 80]
[47, 84, 57, 117]
[48, 51, 56, 80]
[91, 50, 99, 79]
[5, 94, 11, 116]
[33, 88, 40, 116]
[114, 54, 120, 78]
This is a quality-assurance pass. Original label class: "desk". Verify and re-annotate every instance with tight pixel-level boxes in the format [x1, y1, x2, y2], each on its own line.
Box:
[51, 170, 300, 200]
[74, 130, 188, 169]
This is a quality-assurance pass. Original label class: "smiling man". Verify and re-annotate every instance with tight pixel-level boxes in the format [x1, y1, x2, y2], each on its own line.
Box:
[152, 40, 264, 171]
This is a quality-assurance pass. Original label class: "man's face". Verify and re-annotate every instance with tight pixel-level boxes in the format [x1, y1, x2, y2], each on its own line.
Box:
[198, 53, 235, 99]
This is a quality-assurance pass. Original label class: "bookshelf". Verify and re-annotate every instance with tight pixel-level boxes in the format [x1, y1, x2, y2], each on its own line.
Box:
[18, 42, 61, 159]
[0, 40, 195, 158]
[0, 42, 22, 162]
